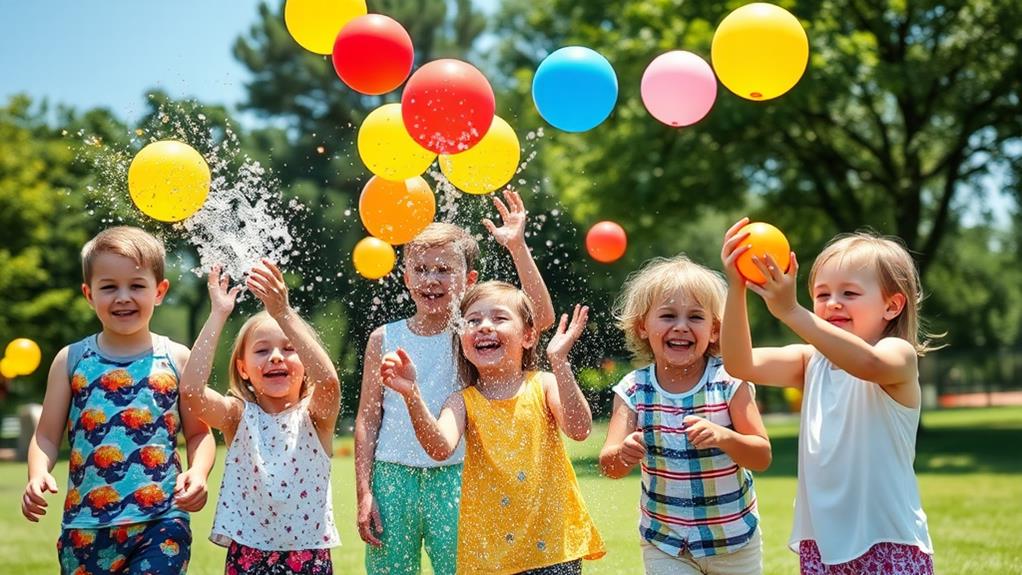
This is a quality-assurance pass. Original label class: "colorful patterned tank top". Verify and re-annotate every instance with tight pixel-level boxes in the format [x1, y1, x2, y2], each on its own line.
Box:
[63, 334, 187, 528]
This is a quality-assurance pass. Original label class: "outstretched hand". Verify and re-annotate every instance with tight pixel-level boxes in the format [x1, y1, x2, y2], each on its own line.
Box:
[482, 189, 527, 248]
[746, 252, 801, 322]
[380, 348, 418, 399]
[546, 305, 589, 363]
[720, 217, 752, 286]
[207, 265, 242, 318]
[247, 258, 290, 318]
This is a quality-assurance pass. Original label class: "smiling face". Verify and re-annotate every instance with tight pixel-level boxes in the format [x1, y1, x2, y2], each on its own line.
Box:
[638, 287, 718, 371]
[403, 244, 477, 319]
[811, 258, 906, 345]
[235, 319, 305, 404]
[458, 296, 536, 378]
[82, 252, 168, 338]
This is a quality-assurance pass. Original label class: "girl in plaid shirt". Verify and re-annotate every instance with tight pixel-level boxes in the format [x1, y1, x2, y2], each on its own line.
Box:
[600, 255, 771, 575]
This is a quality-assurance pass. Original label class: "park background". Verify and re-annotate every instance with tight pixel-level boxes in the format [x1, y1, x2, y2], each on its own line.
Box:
[1, 0, 1020, 573]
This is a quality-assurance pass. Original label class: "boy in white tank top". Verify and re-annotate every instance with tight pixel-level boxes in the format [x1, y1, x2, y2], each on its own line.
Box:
[354, 190, 555, 575]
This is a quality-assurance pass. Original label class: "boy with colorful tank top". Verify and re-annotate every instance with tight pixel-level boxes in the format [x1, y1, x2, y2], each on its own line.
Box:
[355, 190, 555, 575]
[21, 226, 215, 574]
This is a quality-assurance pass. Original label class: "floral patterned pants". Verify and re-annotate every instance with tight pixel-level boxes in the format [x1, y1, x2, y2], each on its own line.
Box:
[800, 540, 933, 575]
[226, 541, 333, 575]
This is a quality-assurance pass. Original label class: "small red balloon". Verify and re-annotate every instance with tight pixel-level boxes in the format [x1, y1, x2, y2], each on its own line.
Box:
[332, 14, 414, 95]
[586, 221, 627, 263]
[401, 59, 495, 154]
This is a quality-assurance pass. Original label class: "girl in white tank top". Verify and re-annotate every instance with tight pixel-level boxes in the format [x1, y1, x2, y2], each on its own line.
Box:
[721, 222, 936, 574]
[180, 262, 341, 574]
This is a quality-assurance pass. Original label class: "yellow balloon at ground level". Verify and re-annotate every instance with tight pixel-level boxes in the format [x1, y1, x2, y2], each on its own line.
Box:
[711, 3, 809, 101]
[5, 338, 42, 376]
[439, 116, 520, 195]
[128, 140, 211, 222]
[359, 176, 436, 245]
[284, 0, 367, 55]
[0, 358, 18, 379]
[358, 104, 436, 181]
[353, 237, 396, 280]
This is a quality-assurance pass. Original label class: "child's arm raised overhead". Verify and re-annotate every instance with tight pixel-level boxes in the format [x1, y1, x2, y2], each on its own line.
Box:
[599, 397, 646, 479]
[380, 348, 466, 461]
[683, 382, 772, 472]
[248, 259, 341, 439]
[354, 326, 385, 547]
[543, 304, 593, 441]
[21, 348, 71, 522]
[721, 218, 811, 388]
[179, 266, 244, 433]
[170, 341, 216, 513]
[484, 189, 556, 332]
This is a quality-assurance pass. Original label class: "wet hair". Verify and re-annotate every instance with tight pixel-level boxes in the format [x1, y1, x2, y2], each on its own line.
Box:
[613, 254, 727, 364]
[227, 311, 316, 402]
[809, 231, 940, 355]
[81, 226, 166, 284]
[406, 223, 480, 273]
[456, 281, 538, 386]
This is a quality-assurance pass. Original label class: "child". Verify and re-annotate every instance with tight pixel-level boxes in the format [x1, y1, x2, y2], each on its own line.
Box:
[355, 190, 555, 575]
[720, 218, 935, 574]
[21, 226, 215, 573]
[600, 255, 770, 575]
[179, 259, 341, 574]
[381, 281, 605, 574]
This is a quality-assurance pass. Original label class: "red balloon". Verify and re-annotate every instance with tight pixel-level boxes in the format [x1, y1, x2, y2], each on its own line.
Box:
[332, 14, 414, 95]
[586, 221, 627, 263]
[401, 59, 495, 154]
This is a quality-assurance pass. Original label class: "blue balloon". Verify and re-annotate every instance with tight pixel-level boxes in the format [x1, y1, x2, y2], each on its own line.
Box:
[532, 46, 618, 132]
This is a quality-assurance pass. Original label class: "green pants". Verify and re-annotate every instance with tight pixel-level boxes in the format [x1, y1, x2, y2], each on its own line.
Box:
[366, 461, 462, 575]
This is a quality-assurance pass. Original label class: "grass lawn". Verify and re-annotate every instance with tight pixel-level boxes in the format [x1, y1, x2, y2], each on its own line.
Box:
[2, 407, 1020, 574]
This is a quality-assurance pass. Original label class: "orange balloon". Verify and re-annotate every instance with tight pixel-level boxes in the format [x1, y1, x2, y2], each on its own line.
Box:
[735, 222, 791, 284]
[358, 176, 436, 245]
[586, 221, 627, 263]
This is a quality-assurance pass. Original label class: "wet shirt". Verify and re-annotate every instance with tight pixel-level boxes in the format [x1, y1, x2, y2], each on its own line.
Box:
[458, 371, 605, 574]
[63, 335, 187, 528]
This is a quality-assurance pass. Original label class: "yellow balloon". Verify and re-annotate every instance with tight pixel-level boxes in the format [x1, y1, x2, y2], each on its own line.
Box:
[353, 237, 396, 280]
[284, 0, 367, 55]
[711, 3, 809, 101]
[358, 104, 436, 181]
[128, 140, 211, 222]
[783, 387, 803, 411]
[438, 116, 520, 195]
[0, 357, 17, 379]
[5, 338, 42, 376]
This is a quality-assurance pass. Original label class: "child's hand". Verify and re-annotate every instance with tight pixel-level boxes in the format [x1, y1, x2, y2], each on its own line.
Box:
[683, 415, 731, 449]
[380, 348, 418, 399]
[721, 217, 752, 286]
[546, 305, 589, 364]
[357, 491, 384, 547]
[247, 258, 290, 318]
[482, 189, 527, 249]
[21, 473, 58, 522]
[746, 252, 801, 322]
[173, 468, 209, 513]
[619, 430, 647, 467]
[207, 265, 242, 319]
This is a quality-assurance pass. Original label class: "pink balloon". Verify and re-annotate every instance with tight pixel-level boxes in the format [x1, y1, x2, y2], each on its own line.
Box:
[640, 51, 717, 127]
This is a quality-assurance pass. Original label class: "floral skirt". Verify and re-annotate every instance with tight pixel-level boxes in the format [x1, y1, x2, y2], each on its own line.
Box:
[226, 541, 332, 575]
[799, 540, 933, 575]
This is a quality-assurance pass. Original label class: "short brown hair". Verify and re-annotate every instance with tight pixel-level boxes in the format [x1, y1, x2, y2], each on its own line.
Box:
[406, 223, 480, 273]
[456, 281, 538, 386]
[81, 226, 166, 284]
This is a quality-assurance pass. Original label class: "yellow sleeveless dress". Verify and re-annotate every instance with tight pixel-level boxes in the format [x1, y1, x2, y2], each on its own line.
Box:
[457, 371, 605, 574]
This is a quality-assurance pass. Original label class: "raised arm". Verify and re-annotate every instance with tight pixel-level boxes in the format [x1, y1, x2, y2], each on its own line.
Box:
[380, 348, 465, 461]
[543, 305, 593, 441]
[22, 347, 71, 522]
[720, 218, 809, 388]
[179, 266, 243, 432]
[248, 259, 341, 435]
[483, 189, 555, 331]
[354, 326, 385, 547]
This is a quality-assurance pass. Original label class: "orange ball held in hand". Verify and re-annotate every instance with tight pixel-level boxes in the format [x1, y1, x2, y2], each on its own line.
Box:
[586, 221, 627, 263]
[735, 222, 791, 284]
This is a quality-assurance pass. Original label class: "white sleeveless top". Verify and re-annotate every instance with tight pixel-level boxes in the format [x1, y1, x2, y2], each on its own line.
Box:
[790, 352, 933, 564]
[376, 319, 464, 467]
[211, 396, 340, 550]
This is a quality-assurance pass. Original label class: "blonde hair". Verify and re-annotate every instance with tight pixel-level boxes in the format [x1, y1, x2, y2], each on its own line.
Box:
[809, 231, 940, 355]
[227, 311, 316, 402]
[456, 281, 538, 386]
[81, 226, 165, 284]
[613, 255, 727, 364]
[406, 223, 480, 273]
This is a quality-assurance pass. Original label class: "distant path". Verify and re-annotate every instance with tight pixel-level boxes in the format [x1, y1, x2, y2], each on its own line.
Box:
[939, 391, 1022, 408]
